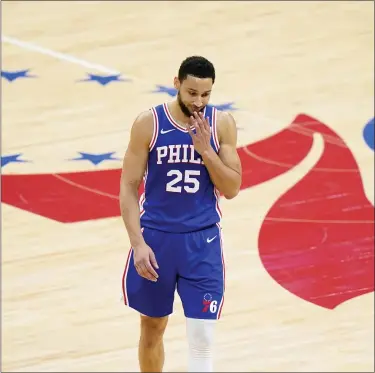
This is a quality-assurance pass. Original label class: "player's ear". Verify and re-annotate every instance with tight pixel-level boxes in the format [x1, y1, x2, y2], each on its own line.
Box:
[174, 77, 180, 90]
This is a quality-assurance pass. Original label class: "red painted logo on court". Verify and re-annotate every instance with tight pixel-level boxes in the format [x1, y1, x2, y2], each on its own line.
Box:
[2, 114, 373, 310]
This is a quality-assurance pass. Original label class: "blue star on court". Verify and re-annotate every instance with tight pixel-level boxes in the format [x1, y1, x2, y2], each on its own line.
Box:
[69, 152, 121, 165]
[214, 102, 238, 111]
[1, 69, 36, 82]
[78, 73, 130, 86]
[1, 153, 30, 167]
[152, 85, 177, 97]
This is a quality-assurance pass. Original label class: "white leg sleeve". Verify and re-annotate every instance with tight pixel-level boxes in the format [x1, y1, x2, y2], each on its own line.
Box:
[186, 317, 216, 372]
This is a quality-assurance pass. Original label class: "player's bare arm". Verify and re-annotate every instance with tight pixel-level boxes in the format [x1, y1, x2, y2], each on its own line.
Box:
[188, 111, 242, 199]
[119, 111, 159, 282]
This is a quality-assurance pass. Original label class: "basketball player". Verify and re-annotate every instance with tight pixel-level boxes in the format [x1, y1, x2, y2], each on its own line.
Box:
[119, 56, 242, 372]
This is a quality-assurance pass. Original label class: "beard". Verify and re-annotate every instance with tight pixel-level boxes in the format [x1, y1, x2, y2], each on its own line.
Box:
[177, 91, 205, 118]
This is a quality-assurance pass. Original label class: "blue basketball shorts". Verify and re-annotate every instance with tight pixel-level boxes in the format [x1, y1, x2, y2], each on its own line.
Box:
[122, 223, 225, 319]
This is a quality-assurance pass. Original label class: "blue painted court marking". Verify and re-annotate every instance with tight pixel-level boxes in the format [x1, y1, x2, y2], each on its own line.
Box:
[78, 73, 130, 86]
[1, 153, 30, 167]
[69, 152, 121, 165]
[152, 85, 177, 97]
[1, 69, 36, 82]
[363, 117, 374, 151]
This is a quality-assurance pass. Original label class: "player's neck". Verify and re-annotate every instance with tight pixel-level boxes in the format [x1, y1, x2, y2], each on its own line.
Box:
[167, 101, 191, 127]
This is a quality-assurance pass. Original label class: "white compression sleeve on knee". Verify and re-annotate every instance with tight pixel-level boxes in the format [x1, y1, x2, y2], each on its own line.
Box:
[186, 318, 216, 372]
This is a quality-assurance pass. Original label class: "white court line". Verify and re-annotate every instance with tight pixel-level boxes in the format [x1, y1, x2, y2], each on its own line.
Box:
[2, 35, 123, 76]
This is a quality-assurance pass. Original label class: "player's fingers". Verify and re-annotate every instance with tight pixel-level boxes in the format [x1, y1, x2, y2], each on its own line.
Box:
[134, 263, 145, 278]
[193, 115, 203, 137]
[134, 261, 148, 277]
[200, 117, 210, 136]
[194, 124, 202, 137]
[138, 257, 158, 280]
[138, 262, 156, 281]
[134, 262, 143, 275]
[199, 113, 209, 134]
[187, 117, 196, 137]
[194, 111, 204, 128]
[149, 251, 159, 269]
[145, 261, 159, 281]
[198, 113, 209, 132]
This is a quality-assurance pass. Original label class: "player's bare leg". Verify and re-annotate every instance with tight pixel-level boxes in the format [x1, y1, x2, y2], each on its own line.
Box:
[139, 315, 169, 372]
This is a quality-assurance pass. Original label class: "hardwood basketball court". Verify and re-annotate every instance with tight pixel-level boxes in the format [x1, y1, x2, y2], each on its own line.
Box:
[2, 1, 374, 372]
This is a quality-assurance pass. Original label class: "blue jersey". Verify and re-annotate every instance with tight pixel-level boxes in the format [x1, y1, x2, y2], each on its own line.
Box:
[139, 102, 222, 233]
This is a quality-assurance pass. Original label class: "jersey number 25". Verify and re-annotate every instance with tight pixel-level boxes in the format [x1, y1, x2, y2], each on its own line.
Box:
[166, 170, 200, 193]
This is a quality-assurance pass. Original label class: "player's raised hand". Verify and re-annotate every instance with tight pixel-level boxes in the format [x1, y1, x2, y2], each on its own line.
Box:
[133, 243, 159, 282]
[187, 111, 212, 155]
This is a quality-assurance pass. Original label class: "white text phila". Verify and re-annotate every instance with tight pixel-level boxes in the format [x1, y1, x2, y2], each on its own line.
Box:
[156, 144, 204, 165]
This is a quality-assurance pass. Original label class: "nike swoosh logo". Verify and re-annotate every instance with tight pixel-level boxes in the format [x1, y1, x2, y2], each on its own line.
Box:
[207, 235, 217, 243]
[161, 128, 176, 134]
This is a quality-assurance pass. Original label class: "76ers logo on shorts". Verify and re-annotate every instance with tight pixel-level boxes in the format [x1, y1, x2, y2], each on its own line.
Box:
[202, 293, 218, 313]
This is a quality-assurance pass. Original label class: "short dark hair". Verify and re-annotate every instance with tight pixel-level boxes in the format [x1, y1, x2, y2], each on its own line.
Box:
[178, 56, 215, 83]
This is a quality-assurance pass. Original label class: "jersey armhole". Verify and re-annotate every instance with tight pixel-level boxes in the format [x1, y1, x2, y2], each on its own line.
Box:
[149, 107, 159, 151]
[212, 107, 220, 152]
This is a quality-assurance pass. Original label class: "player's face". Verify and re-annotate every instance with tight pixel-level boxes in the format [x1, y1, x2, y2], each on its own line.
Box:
[174, 75, 213, 117]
